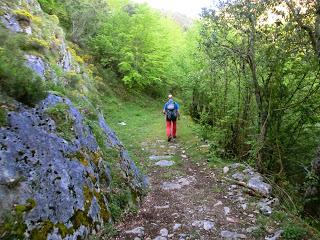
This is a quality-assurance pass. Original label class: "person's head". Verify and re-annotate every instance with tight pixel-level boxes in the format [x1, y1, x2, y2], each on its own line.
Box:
[168, 94, 173, 99]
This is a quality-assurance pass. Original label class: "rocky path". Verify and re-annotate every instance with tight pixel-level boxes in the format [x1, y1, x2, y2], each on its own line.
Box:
[111, 139, 281, 240]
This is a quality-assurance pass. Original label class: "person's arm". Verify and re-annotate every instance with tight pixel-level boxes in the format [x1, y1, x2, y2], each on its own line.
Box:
[176, 103, 180, 119]
[163, 103, 167, 115]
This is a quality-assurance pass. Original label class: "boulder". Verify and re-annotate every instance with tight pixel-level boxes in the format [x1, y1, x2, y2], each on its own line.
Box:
[247, 177, 272, 197]
[0, 94, 148, 239]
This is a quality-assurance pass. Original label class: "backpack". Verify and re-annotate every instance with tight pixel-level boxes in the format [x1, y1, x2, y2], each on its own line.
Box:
[166, 102, 177, 121]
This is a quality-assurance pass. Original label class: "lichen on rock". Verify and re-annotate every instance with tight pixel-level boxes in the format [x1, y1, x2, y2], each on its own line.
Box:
[0, 94, 148, 239]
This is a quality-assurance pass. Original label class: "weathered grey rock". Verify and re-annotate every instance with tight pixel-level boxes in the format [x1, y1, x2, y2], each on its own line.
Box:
[25, 54, 46, 79]
[1, 13, 23, 33]
[0, 94, 148, 239]
[58, 40, 72, 72]
[247, 177, 272, 197]
[221, 230, 247, 239]
[155, 160, 175, 167]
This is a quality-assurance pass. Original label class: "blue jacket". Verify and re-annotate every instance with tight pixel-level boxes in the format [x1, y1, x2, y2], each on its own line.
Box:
[163, 99, 180, 111]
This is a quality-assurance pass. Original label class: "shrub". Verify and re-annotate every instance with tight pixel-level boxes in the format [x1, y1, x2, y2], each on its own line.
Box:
[283, 224, 309, 240]
[13, 9, 33, 22]
[26, 37, 50, 51]
[0, 26, 47, 106]
[0, 49, 46, 106]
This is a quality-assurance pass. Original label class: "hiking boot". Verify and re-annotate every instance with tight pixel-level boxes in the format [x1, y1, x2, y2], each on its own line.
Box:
[168, 136, 172, 142]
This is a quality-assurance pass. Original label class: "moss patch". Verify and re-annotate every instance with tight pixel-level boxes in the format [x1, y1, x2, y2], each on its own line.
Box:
[30, 221, 54, 240]
[0, 199, 36, 239]
[13, 9, 33, 22]
[70, 210, 93, 229]
[45, 103, 75, 141]
[0, 107, 7, 127]
[0, 211, 26, 240]
[26, 37, 50, 51]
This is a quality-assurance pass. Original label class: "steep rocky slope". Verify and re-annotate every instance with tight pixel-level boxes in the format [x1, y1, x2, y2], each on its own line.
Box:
[0, 0, 148, 239]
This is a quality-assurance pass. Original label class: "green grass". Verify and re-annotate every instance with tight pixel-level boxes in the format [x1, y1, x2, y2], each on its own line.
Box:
[92, 92, 205, 174]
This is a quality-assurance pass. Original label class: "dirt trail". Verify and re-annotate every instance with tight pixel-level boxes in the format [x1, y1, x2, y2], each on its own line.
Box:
[111, 139, 274, 240]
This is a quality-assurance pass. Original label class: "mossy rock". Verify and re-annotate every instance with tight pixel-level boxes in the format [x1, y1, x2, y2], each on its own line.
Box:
[26, 37, 49, 51]
[45, 103, 75, 141]
[13, 9, 33, 22]
[13, 9, 41, 25]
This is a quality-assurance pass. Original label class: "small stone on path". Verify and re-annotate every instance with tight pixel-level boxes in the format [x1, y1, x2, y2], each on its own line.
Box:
[155, 160, 175, 167]
[227, 217, 238, 223]
[241, 203, 248, 210]
[173, 224, 182, 231]
[162, 182, 182, 190]
[192, 220, 215, 231]
[224, 207, 230, 215]
[154, 205, 170, 209]
[154, 237, 166, 240]
[221, 230, 247, 239]
[125, 227, 144, 237]
[160, 228, 169, 237]
[223, 166, 230, 174]
[162, 176, 195, 190]
[149, 155, 172, 161]
[214, 201, 223, 207]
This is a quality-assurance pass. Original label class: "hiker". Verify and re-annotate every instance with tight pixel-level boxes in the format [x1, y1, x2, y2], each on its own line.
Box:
[163, 94, 180, 142]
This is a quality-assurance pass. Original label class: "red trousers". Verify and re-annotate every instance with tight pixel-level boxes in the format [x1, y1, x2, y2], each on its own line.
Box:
[166, 120, 177, 137]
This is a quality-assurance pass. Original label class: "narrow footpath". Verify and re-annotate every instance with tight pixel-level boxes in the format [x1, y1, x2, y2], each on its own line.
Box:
[111, 138, 281, 240]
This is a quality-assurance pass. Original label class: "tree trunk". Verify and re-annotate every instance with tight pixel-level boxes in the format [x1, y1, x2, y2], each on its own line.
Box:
[247, 14, 267, 171]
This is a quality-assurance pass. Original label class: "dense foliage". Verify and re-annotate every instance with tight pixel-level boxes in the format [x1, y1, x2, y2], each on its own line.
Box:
[38, 0, 108, 44]
[90, 1, 185, 91]
[0, 26, 46, 106]
[180, 0, 320, 220]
